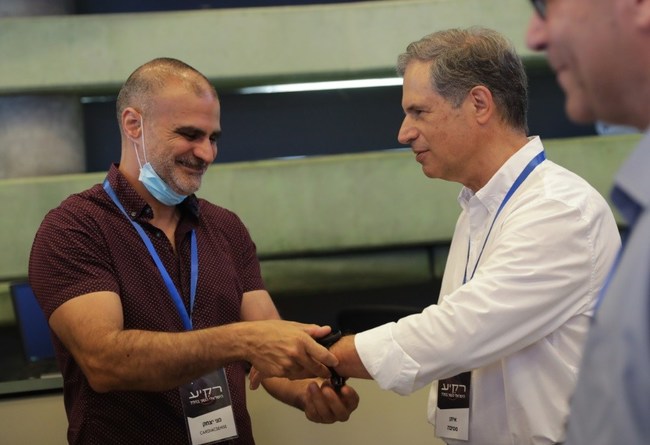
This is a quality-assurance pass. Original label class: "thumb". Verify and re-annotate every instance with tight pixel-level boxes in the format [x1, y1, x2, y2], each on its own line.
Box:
[248, 367, 264, 390]
[302, 324, 332, 338]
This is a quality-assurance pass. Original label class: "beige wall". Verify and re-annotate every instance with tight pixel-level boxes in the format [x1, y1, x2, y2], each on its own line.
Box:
[0, 392, 67, 444]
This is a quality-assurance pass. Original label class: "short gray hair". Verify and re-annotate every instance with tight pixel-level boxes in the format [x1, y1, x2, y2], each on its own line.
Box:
[115, 57, 217, 129]
[397, 27, 528, 133]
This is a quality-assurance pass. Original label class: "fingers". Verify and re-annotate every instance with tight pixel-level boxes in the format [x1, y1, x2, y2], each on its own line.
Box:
[294, 322, 339, 369]
[303, 380, 360, 424]
[254, 351, 332, 383]
[248, 367, 262, 390]
[301, 324, 332, 339]
[298, 346, 337, 378]
[289, 323, 339, 378]
[245, 321, 339, 381]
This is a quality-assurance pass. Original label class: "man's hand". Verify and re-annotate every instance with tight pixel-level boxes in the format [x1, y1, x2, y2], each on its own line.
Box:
[300, 379, 360, 423]
[252, 375, 360, 424]
[241, 320, 338, 382]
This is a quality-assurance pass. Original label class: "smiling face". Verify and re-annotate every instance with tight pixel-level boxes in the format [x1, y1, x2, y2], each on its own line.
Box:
[526, 0, 640, 127]
[141, 79, 221, 196]
[397, 60, 478, 186]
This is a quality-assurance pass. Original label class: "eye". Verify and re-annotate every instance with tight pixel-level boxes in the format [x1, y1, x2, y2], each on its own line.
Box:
[182, 131, 200, 141]
[175, 127, 205, 141]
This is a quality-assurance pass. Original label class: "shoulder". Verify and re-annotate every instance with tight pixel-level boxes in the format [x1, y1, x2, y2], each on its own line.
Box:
[503, 160, 618, 240]
[38, 183, 107, 231]
[196, 198, 245, 225]
[195, 198, 254, 242]
[534, 160, 612, 213]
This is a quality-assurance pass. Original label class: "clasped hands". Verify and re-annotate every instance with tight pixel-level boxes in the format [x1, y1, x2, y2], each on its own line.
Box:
[244, 320, 358, 423]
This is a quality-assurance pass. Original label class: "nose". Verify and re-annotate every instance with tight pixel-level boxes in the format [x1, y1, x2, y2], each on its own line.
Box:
[526, 13, 548, 52]
[194, 138, 217, 165]
[397, 116, 417, 145]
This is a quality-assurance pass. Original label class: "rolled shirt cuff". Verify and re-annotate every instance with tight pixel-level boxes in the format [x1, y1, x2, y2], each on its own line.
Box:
[354, 322, 421, 395]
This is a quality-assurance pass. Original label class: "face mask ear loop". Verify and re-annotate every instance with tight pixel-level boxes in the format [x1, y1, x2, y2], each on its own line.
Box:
[132, 117, 146, 169]
[140, 117, 149, 165]
[133, 140, 144, 170]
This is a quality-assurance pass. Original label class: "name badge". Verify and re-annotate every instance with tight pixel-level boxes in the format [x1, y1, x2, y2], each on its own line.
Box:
[435, 371, 471, 441]
[179, 368, 238, 444]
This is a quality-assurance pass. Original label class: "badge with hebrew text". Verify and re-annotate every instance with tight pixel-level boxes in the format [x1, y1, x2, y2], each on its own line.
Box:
[179, 368, 238, 444]
[435, 371, 471, 441]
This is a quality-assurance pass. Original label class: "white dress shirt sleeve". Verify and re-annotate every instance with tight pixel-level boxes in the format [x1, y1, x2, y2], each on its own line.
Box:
[355, 322, 421, 395]
[353, 143, 620, 398]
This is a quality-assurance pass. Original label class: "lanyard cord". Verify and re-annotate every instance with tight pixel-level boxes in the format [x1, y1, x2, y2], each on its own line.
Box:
[463, 151, 546, 284]
[103, 180, 197, 330]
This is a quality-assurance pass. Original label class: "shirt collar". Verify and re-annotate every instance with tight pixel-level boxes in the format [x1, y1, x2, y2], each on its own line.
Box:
[105, 164, 201, 223]
[458, 136, 544, 215]
[611, 131, 650, 227]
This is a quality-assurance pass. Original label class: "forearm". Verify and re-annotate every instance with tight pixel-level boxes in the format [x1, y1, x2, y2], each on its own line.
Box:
[330, 335, 372, 379]
[83, 322, 255, 393]
[54, 290, 336, 393]
[261, 377, 310, 410]
[73, 318, 335, 393]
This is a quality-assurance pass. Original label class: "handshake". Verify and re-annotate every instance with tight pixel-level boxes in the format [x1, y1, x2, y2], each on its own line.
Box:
[245, 322, 351, 389]
[242, 320, 361, 424]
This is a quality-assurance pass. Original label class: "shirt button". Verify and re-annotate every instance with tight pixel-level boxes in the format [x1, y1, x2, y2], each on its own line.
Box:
[130, 211, 137, 218]
[156, 232, 161, 238]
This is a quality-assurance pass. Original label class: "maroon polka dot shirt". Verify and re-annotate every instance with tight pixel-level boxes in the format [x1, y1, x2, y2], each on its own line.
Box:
[29, 165, 264, 445]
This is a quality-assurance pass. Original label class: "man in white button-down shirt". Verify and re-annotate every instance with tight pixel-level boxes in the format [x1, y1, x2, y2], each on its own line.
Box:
[328, 27, 621, 445]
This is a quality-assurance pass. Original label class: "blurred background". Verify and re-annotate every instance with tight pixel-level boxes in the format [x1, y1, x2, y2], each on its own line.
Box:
[0, 0, 594, 178]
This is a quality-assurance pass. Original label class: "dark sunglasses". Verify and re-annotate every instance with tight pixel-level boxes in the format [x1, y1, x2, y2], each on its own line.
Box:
[530, 0, 546, 19]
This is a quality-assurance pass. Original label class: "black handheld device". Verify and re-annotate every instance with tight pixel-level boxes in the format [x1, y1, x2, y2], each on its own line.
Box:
[317, 330, 347, 392]
[317, 331, 342, 348]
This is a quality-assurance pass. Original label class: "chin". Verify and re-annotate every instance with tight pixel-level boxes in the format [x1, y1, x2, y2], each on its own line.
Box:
[564, 101, 597, 126]
[173, 176, 202, 196]
[421, 166, 439, 179]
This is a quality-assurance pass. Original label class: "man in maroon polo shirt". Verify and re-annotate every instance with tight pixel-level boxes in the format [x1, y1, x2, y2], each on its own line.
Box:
[28, 57, 358, 445]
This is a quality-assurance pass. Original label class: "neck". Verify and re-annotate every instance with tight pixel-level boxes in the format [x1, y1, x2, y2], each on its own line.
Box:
[464, 131, 529, 192]
[118, 162, 181, 248]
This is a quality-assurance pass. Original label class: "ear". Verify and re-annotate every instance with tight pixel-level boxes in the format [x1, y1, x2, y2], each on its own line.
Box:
[634, 0, 650, 29]
[122, 108, 142, 140]
[467, 85, 493, 125]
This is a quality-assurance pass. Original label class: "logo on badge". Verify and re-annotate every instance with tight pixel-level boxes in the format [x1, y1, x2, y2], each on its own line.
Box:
[440, 382, 468, 399]
[188, 385, 224, 406]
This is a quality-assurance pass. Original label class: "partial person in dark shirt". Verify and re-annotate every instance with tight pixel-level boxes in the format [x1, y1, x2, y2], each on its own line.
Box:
[28, 57, 359, 445]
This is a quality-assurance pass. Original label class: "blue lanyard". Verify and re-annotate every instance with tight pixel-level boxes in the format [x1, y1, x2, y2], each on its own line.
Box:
[103, 180, 198, 330]
[463, 151, 546, 284]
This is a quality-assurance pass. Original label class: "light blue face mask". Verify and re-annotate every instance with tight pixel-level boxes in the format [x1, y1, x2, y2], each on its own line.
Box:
[133, 118, 188, 206]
